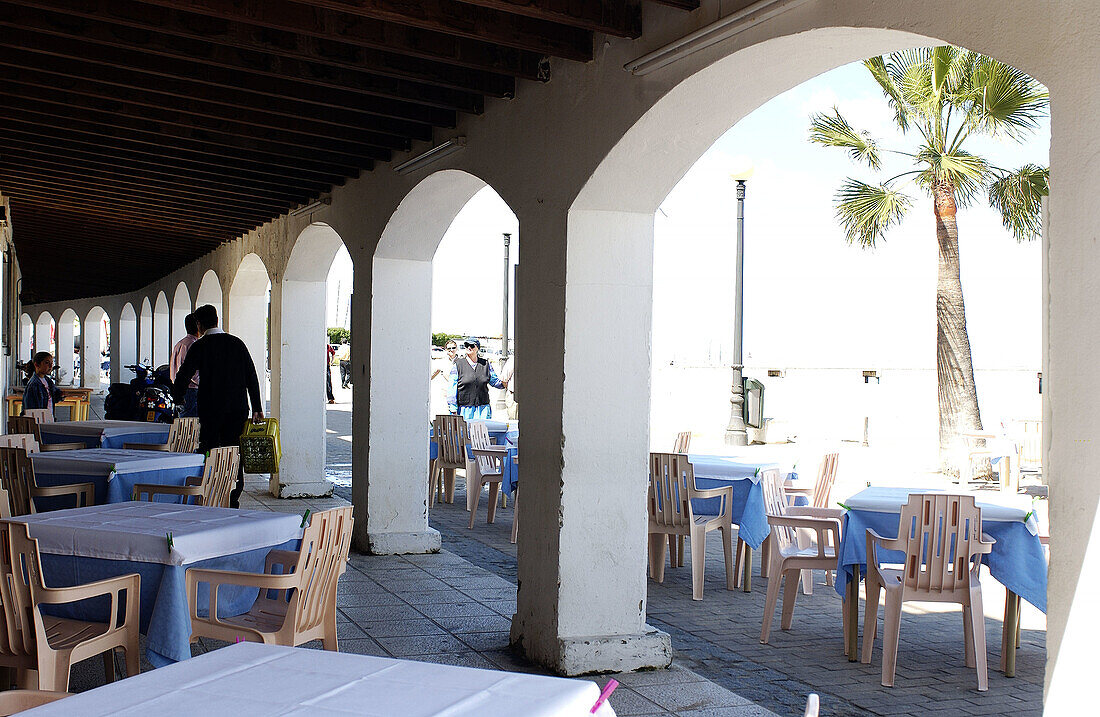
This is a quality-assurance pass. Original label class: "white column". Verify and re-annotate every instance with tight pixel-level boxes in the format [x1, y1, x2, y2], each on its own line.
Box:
[230, 292, 269, 400]
[510, 206, 671, 675]
[56, 318, 76, 386]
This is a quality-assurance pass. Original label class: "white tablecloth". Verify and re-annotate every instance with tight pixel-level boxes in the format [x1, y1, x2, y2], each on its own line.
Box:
[843, 486, 1038, 532]
[22, 642, 617, 717]
[30, 448, 203, 477]
[7, 502, 305, 566]
[687, 454, 782, 484]
[38, 420, 171, 441]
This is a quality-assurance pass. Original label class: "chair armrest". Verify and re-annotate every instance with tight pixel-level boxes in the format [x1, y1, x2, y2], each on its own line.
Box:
[787, 506, 844, 520]
[264, 550, 301, 574]
[132, 483, 203, 503]
[186, 567, 300, 626]
[34, 572, 140, 632]
[40, 442, 86, 452]
[767, 514, 841, 559]
[30, 483, 94, 510]
[122, 443, 169, 451]
[471, 446, 509, 455]
[689, 485, 734, 518]
[784, 486, 813, 495]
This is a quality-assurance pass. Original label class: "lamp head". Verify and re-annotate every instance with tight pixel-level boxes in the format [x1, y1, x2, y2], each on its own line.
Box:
[729, 156, 755, 182]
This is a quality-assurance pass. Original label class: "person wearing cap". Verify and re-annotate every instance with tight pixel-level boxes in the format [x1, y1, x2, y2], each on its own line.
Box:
[447, 337, 507, 420]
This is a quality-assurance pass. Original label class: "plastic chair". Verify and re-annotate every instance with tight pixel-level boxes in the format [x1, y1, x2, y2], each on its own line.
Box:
[0, 435, 40, 454]
[647, 453, 735, 600]
[1, 523, 140, 692]
[672, 431, 692, 453]
[131, 446, 239, 507]
[0, 447, 93, 516]
[510, 453, 520, 544]
[22, 409, 52, 425]
[466, 422, 505, 523]
[861, 493, 994, 690]
[124, 417, 200, 453]
[784, 452, 840, 593]
[669, 432, 692, 567]
[759, 468, 844, 644]
[0, 690, 72, 715]
[429, 415, 468, 506]
[186, 506, 353, 650]
[7, 417, 84, 453]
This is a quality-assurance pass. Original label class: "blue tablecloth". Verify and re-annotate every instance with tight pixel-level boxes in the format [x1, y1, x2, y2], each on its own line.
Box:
[835, 502, 1047, 613]
[685, 454, 778, 550]
[501, 447, 519, 497]
[40, 420, 171, 449]
[31, 449, 205, 505]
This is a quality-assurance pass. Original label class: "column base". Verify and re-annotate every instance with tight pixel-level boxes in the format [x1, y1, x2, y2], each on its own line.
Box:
[268, 475, 334, 499]
[362, 528, 441, 555]
[510, 622, 673, 676]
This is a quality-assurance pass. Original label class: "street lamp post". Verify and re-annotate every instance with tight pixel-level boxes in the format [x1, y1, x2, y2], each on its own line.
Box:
[725, 175, 750, 447]
[494, 233, 511, 415]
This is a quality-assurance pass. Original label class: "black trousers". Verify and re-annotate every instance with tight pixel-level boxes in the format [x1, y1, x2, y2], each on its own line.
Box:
[200, 412, 248, 508]
[339, 360, 351, 388]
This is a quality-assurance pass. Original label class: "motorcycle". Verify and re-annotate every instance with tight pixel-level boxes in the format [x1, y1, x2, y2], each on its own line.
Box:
[105, 363, 179, 423]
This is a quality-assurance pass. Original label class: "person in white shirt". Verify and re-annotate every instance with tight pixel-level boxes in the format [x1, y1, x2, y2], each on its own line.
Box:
[169, 313, 200, 416]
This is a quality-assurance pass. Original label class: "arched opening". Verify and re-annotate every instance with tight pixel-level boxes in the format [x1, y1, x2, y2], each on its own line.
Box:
[153, 292, 169, 366]
[366, 169, 516, 554]
[139, 297, 153, 365]
[195, 269, 223, 315]
[273, 223, 347, 498]
[34, 312, 55, 357]
[171, 282, 192, 346]
[119, 303, 137, 376]
[229, 254, 271, 401]
[18, 314, 32, 364]
[83, 307, 110, 389]
[56, 309, 79, 386]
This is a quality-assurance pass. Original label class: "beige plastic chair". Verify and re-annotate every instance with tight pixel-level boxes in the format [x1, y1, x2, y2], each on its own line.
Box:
[0, 447, 94, 516]
[0, 434, 40, 454]
[0, 523, 140, 692]
[186, 506, 353, 650]
[466, 422, 505, 526]
[124, 417, 200, 453]
[131, 446, 239, 508]
[647, 453, 735, 600]
[669, 432, 692, 567]
[8, 417, 84, 453]
[861, 493, 994, 691]
[0, 690, 72, 714]
[510, 453, 519, 544]
[758, 468, 844, 644]
[672, 431, 692, 453]
[21, 409, 52, 425]
[430, 415, 468, 506]
[783, 452, 840, 593]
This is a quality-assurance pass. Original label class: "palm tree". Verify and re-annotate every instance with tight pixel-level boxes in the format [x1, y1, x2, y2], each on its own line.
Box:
[809, 47, 1048, 473]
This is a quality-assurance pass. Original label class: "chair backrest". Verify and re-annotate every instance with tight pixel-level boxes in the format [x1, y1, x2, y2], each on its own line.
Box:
[895, 494, 984, 595]
[468, 422, 500, 476]
[23, 409, 52, 425]
[6, 417, 42, 446]
[4, 523, 44, 658]
[0, 448, 35, 517]
[672, 431, 691, 453]
[167, 417, 201, 453]
[648, 453, 694, 529]
[0, 435, 39, 454]
[287, 506, 354, 636]
[760, 468, 799, 551]
[200, 446, 239, 508]
[812, 453, 839, 508]
[432, 415, 468, 468]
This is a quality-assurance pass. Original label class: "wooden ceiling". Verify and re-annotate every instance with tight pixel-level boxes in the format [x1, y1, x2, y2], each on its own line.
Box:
[1, 0, 699, 304]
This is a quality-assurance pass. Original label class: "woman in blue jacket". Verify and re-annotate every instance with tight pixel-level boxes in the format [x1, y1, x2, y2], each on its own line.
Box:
[23, 352, 62, 415]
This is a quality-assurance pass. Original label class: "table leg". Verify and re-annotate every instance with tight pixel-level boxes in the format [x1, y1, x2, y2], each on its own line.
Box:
[846, 573, 859, 662]
[741, 545, 752, 592]
[1002, 589, 1019, 677]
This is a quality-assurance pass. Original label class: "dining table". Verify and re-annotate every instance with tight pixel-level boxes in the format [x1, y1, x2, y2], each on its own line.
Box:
[834, 486, 1046, 676]
[30, 447, 205, 506]
[38, 419, 171, 449]
[20, 641, 617, 716]
[6, 502, 304, 667]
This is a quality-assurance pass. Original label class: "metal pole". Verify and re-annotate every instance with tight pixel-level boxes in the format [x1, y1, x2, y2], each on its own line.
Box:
[725, 180, 749, 446]
[501, 233, 511, 359]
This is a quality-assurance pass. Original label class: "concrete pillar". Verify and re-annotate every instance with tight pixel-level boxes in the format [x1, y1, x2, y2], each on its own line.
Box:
[34, 315, 53, 356]
[119, 304, 137, 381]
[56, 313, 76, 386]
[510, 205, 671, 675]
[153, 294, 169, 366]
[82, 309, 106, 389]
[139, 300, 152, 365]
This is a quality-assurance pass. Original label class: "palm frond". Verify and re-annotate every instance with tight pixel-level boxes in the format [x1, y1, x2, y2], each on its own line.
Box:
[834, 179, 912, 247]
[863, 56, 909, 131]
[915, 147, 990, 206]
[966, 56, 1048, 139]
[808, 109, 881, 169]
[988, 164, 1049, 241]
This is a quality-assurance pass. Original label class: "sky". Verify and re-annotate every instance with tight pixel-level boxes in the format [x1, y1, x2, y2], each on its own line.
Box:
[325, 57, 1049, 375]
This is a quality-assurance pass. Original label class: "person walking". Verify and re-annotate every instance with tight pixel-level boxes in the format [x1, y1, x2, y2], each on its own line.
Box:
[326, 343, 336, 403]
[172, 304, 263, 508]
[22, 352, 62, 416]
[430, 340, 458, 417]
[336, 340, 352, 389]
[447, 338, 507, 420]
[169, 313, 200, 417]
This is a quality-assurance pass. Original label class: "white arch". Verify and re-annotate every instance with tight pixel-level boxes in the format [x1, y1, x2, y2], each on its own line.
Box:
[171, 282, 192, 346]
[229, 254, 270, 398]
[18, 314, 32, 363]
[272, 223, 347, 497]
[139, 297, 153, 365]
[83, 307, 110, 389]
[195, 269, 223, 315]
[153, 292, 169, 366]
[57, 309, 79, 386]
[120, 303, 137, 376]
[34, 312, 55, 356]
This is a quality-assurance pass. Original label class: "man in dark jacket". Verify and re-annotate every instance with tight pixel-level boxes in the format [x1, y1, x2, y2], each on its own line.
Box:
[172, 304, 263, 507]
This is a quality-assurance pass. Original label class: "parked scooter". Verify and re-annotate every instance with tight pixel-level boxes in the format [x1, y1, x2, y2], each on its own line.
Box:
[105, 363, 179, 423]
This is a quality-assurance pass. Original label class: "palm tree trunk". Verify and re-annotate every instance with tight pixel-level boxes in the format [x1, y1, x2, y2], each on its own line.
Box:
[934, 182, 984, 475]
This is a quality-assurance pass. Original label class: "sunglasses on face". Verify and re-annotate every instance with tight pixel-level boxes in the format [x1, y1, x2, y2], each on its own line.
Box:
[463, 343, 478, 349]
[445, 346, 457, 351]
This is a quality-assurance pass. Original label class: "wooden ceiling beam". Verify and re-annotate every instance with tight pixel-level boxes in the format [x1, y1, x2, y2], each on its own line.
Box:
[14, 0, 517, 97]
[0, 6, 485, 114]
[0, 47, 440, 137]
[646, 0, 698, 9]
[455, 0, 641, 37]
[130, 0, 553, 78]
